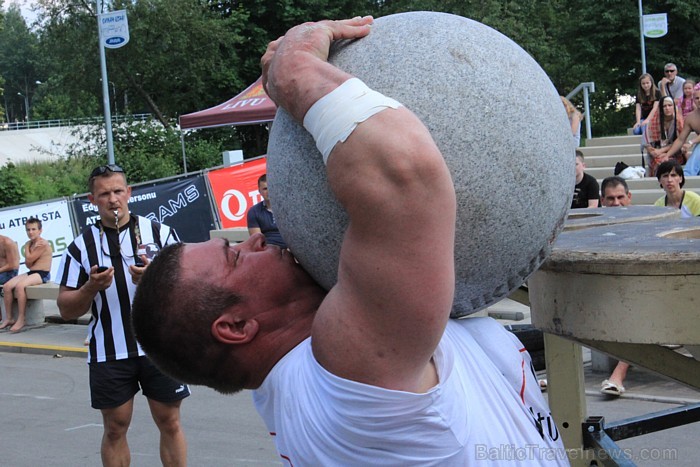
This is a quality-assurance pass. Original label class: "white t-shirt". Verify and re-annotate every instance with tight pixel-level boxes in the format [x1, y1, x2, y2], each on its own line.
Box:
[253, 317, 568, 466]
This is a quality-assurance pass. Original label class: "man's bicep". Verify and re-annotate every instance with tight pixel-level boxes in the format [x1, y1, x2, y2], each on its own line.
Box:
[321, 109, 456, 363]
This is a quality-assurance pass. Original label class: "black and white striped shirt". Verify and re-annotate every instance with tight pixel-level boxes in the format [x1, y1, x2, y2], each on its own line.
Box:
[57, 215, 179, 363]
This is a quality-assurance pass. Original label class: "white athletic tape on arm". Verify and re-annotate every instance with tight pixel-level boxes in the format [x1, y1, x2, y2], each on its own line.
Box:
[303, 78, 403, 164]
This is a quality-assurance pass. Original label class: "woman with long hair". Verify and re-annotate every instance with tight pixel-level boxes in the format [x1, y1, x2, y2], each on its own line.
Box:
[633, 73, 661, 135]
[644, 95, 684, 176]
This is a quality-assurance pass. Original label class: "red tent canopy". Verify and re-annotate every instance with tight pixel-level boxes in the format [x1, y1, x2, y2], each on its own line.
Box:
[179, 77, 277, 130]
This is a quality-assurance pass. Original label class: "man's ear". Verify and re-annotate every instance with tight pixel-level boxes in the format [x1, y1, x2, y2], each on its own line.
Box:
[88, 193, 96, 205]
[211, 312, 259, 345]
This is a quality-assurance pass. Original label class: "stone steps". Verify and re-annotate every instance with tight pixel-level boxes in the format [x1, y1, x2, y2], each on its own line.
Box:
[579, 144, 641, 157]
[583, 153, 645, 168]
[585, 134, 641, 147]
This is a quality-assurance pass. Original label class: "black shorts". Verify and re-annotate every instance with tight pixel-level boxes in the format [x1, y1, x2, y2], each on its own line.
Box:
[28, 270, 50, 283]
[89, 356, 191, 409]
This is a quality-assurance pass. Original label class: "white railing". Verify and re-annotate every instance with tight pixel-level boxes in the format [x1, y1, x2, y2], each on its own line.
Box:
[0, 113, 153, 131]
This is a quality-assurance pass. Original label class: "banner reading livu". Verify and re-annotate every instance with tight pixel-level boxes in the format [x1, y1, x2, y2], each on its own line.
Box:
[207, 157, 267, 229]
[72, 174, 215, 242]
[0, 200, 75, 280]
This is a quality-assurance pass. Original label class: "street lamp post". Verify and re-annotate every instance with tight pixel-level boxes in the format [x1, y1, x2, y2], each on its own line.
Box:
[17, 92, 29, 122]
[638, 0, 647, 74]
[97, 0, 115, 164]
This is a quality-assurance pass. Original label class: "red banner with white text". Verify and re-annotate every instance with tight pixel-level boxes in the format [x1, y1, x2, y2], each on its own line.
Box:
[207, 157, 267, 229]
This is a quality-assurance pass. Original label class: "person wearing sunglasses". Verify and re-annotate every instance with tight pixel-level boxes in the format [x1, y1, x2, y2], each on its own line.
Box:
[56, 164, 189, 466]
[658, 63, 686, 100]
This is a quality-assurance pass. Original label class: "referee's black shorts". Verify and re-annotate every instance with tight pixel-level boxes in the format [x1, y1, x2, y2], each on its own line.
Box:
[89, 356, 191, 409]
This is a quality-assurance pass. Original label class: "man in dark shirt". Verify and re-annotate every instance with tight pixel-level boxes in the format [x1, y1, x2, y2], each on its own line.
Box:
[571, 151, 599, 209]
[247, 174, 287, 248]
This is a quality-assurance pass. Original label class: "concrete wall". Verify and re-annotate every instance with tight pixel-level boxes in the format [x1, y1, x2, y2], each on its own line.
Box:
[0, 127, 87, 165]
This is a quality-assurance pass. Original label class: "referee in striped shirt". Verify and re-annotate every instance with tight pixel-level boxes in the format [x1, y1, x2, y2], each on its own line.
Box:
[57, 165, 190, 466]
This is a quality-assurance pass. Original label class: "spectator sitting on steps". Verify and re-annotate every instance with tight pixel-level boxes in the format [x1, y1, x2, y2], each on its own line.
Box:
[643, 95, 685, 177]
[658, 63, 686, 100]
[571, 151, 600, 209]
[665, 83, 700, 177]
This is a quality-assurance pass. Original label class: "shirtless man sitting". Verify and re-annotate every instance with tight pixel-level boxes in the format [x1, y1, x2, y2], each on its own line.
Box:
[1, 217, 53, 333]
[0, 234, 20, 324]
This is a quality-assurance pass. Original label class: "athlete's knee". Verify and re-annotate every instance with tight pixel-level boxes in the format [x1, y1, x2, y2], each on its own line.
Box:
[102, 410, 132, 438]
[151, 404, 182, 435]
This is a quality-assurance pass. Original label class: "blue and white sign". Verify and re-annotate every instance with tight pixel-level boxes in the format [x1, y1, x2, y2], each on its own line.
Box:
[99, 10, 130, 49]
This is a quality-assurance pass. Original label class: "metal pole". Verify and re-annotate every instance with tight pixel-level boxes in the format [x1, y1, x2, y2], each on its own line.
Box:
[639, 0, 646, 74]
[583, 86, 592, 141]
[111, 81, 117, 115]
[97, 0, 115, 164]
[180, 130, 188, 175]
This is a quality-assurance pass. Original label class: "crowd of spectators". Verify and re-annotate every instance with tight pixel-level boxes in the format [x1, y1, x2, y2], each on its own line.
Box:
[633, 64, 700, 177]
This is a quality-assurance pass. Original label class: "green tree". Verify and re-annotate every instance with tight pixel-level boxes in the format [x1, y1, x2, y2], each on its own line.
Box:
[366, 0, 699, 136]
[0, 4, 40, 122]
[0, 163, 29, 207]
[36, 0, 247, 126]
[207, 1, 373, 83]
[8, 0, 697, 145]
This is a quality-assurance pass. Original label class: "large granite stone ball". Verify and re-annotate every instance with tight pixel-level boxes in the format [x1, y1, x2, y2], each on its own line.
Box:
[267, 11, 573, 317]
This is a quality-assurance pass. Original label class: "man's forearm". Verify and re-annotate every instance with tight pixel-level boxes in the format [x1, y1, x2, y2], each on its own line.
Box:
[57, 286, 98, 320]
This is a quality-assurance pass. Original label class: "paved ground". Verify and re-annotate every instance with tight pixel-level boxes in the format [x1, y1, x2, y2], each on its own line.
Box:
[0, 351, 280, 467]
[1, 300, 699, 466]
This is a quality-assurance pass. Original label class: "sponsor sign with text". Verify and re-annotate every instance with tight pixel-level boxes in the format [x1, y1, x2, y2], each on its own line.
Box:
[207, 158, 267, 229]
[643, 13, 668, 39]
[0, 200, 75, 279]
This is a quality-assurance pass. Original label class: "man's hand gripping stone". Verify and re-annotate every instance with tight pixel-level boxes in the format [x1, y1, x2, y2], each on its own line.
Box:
[261, 16, 373, 122]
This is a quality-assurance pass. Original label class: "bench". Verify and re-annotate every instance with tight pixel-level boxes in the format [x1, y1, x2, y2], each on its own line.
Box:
[1, 282, 59, 327]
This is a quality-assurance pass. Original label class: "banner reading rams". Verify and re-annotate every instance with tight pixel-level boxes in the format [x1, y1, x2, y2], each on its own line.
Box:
[72, 174, 215, 242]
